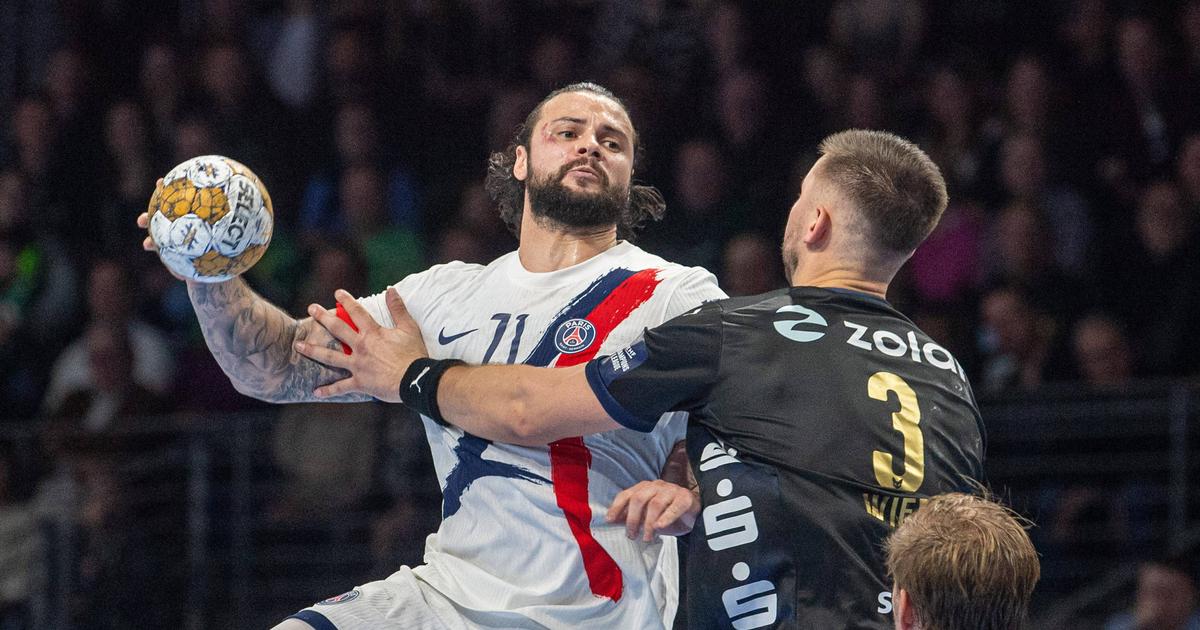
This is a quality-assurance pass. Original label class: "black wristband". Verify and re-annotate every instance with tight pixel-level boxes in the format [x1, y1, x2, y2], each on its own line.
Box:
[399, 358, 464, 426]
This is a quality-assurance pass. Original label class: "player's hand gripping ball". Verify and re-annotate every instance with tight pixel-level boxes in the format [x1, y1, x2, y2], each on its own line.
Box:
[146, 155, 273, 282]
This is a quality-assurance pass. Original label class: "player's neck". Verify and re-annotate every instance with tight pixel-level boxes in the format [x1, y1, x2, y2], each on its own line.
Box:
[517, 220, 620, 273]
[789, 247, 899, 299]
[790, 267, 890, 299]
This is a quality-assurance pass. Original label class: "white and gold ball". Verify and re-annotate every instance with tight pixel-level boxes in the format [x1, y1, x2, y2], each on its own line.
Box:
[147, 155, 273, 282]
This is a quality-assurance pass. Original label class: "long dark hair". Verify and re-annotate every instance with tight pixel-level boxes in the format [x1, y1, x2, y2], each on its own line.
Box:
[484, 82, 665, 240]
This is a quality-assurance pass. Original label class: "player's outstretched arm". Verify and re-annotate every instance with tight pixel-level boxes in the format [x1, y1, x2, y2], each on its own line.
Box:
[137, 210, 369, 404]
[296, 289, 623, 443]
[436, 363, 620, 445]
[188, 279, 371, 403]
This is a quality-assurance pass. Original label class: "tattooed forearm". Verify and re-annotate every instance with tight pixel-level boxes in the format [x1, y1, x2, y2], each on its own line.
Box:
[188, 278, 371, 403]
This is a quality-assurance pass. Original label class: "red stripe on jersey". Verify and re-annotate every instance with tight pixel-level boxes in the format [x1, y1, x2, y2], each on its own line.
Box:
[549, 268, 662, 601]
[335, 303, 360, 355]
[550, 437, 622, 600]
[555, 268, 662, 367]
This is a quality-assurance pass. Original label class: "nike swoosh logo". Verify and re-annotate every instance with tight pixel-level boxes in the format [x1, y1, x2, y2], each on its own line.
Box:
[438, 327, 478, 345]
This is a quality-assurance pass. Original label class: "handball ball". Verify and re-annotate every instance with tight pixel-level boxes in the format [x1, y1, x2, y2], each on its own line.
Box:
[147, 155, 273, 283]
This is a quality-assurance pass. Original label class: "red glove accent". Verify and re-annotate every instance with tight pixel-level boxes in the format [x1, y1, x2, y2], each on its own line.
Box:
[335, 303, 360, 355]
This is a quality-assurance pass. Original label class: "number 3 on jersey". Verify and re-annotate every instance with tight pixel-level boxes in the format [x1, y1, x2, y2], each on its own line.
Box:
[868, 372, 924, 493]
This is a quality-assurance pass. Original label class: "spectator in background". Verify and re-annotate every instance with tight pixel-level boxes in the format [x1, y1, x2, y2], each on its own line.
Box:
[0, 440, 45, 629]
[263, 0, 321, 111]
[720, 232, 784, 296]
[527, 35, 577, 92]
[298, 102, 422, 241]
[339, 163, 423, 293]
[50, 322, 171, 432]
[486, 86, 541, 155]
[0, 169, 79, 419]
[198, 42, 286, 191]
[844, 73, 888, 131]
[1072, 313, 1136, 387]
[828, 0, 925, 81]
[906, 198, 985, 308]
[97, 101, 159, 256]
[643, 138, 744, 269]
[1099, 16, 1191, 197]
[5, 97, 75, 245]
[978, 284, 1066, 397]
[918, 63, 990, 201]
[138, 43, 183, 154]
[42, 259, 174, 416]
[1106, 181, 1200, 378]
[714, 67, 789, 215]
[1105, 557, 1200, 630]
[42, 47, 101, 160]
[984, 200, 1091, 322]
[702, 2, 748, 75]
[67, 453, 183, 629]
[1184, 1, 1200, 89]
[1176, 133, 1200, 210]
[798, 46, 845, 144]
[446, 181, 513, 263]
[997, 132, 1093, 274]
[1055, 0, 1120, 187]
[1001, 55, 1056, 141]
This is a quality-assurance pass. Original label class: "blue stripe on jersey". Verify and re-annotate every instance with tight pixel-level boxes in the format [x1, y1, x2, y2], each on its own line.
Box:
[289, 610, 338, 630]
[439, 268, 635, 520]
[442, 433, 549, 518]
[522, 268, 638, 367]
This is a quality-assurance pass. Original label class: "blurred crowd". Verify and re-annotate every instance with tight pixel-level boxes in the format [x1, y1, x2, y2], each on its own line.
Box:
[2, 0, 1200, 626]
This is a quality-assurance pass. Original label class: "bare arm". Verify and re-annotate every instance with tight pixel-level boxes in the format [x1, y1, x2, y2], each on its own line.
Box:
[293, 290, 622, 440]
[436, 363, 620, 445]
[188, 278, 371, 403]
[138, 182, 366, 404]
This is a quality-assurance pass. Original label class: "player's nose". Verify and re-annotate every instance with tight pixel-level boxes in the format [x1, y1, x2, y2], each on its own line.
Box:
[574, 132, 602, 158]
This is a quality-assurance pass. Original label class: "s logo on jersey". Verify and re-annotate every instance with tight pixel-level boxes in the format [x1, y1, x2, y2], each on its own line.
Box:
[554, 318, 597, 354]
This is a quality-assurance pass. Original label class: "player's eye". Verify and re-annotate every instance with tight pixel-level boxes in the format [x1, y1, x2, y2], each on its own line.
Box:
[603, 140, 624, 152]
[558, 130, 577, 139]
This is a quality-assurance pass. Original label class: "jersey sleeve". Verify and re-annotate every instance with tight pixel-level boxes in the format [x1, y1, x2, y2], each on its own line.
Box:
[356, 261, 477, 327]
[659, 267, 726, 320]
[584, 302, 723, 432]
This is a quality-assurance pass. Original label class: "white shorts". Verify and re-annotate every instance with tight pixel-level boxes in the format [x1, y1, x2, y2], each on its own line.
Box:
[289, 566, 468, 630]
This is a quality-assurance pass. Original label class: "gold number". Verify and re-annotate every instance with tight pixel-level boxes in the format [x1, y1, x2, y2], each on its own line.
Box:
[868, 372, 924, 493]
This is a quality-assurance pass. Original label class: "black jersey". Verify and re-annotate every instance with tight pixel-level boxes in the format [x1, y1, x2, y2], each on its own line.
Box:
[585, 287, 985, 629]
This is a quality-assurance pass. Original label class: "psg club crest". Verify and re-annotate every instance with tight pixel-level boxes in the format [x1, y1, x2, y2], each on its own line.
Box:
[317, 590, 361, 605]
[554, 318, 597, 354]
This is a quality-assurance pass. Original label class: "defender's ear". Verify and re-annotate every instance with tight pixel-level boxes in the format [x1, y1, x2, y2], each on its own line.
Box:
[514, 145, 528, 182]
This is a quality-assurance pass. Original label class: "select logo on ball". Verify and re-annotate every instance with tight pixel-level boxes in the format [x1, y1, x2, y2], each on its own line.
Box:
[147, 155, 274, 283]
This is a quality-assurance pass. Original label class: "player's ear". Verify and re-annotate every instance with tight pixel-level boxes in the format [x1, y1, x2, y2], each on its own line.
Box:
[514, 145, 528, 182]
[802, 205, 832, 246]
[894, 588, 917, 630]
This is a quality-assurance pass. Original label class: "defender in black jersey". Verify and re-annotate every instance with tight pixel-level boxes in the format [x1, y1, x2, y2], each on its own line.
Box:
[586, 287, 984, 629]
[298, 129, 983, 629]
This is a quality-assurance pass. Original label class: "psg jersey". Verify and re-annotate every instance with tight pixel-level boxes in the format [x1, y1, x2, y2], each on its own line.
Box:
[587, 286, 986, 629]
[357, 242, 724, 628]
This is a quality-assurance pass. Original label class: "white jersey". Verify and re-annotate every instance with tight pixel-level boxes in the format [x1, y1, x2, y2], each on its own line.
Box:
[358, 241, 724, 629]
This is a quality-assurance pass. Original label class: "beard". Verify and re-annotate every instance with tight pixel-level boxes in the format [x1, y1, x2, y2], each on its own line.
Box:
[526, 159, 630, 230]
